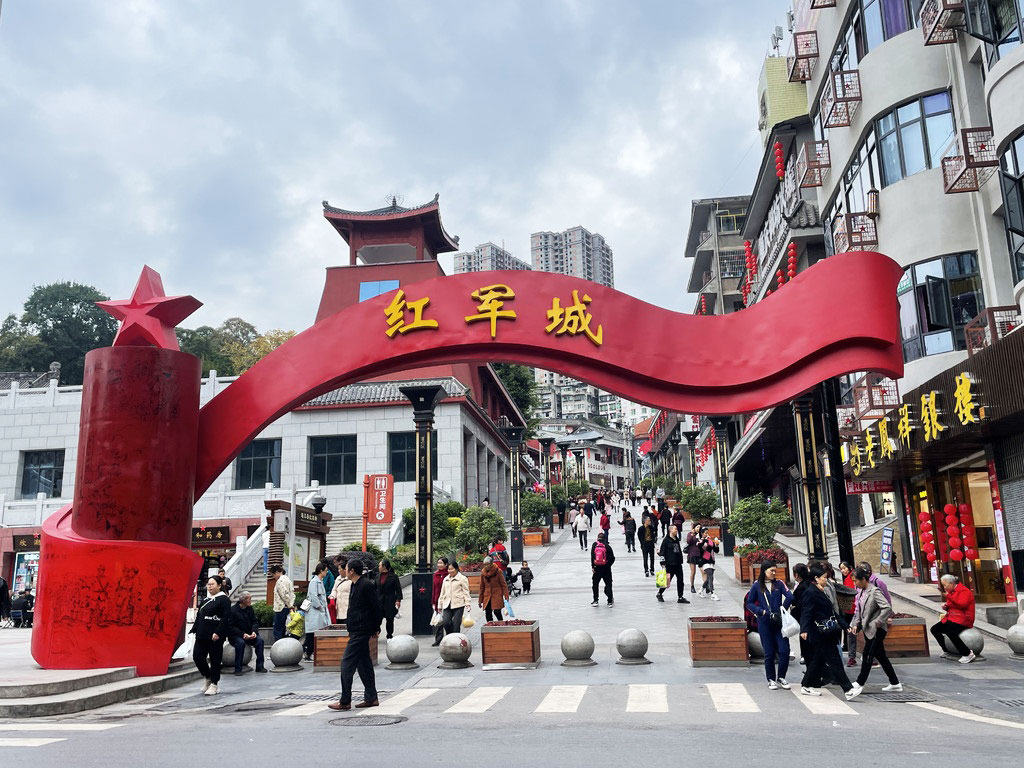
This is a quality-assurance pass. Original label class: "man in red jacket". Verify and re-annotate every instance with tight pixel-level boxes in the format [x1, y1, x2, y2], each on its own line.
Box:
[430, 557, 449, 646]
[929, 574, 977, 663]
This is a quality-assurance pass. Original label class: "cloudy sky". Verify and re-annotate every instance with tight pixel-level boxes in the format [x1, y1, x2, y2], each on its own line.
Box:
[0, 0, 791, 331]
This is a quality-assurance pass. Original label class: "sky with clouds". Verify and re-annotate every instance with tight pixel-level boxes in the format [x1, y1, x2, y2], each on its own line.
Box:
[0, 0, 792, 332]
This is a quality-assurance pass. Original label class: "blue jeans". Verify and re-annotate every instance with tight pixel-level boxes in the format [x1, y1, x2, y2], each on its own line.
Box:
[761, 628, 791, 681]
[273, 609, 289, 641]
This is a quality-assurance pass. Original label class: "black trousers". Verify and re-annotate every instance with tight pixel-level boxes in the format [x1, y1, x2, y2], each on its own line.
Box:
[383, 612, 396, 639]
[931, 621, 971, 656]
[641, 544, 655, 573]
[579, 530, 588, 549]
[660, 564, 685, 598]
[339, 630, 377, 704]
[303, 631, 316, 657]
[193, 635, 223, 684]
[802, 637, 852, 692]
[857, 629, 899, 686]
[625, 533, 636, 552]
[558, 512, 565, 529]
[592, 567, 613, 603]
[484, 606, 503, 622]
[441, 606, 464, 635]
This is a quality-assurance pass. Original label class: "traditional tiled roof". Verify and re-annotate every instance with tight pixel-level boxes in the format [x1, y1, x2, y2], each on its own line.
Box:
[322, 194, 441, 218]
[633, 415, 655, 438]
[299, 377, 467, 408]
[787, 200, 820, 230]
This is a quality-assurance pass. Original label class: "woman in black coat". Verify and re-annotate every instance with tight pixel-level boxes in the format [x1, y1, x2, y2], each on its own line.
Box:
[798, 566, 855, 699]
[191, 575, 231, 695]
[377, 559, 403, 640]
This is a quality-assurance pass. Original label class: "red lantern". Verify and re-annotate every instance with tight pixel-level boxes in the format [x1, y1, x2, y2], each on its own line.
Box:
[926, 552, 937, 563]
[917, 511, 930, 522]
[943, 503, 956, 515]
[961, 534, 976, 548]
[944, 515, 958, 527]
[921, 532, 934, 544]
[946, 525, 960, 538]
[922, 542, 935, 553]
[948, 536, 962, 549]
[964, 548, 978, 559]
[921, 521, 933, 532]
[958, 503, 970, 515]
[949, 549, 964, 562]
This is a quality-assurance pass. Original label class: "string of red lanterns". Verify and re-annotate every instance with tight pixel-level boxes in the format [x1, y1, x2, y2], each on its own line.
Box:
[919, 502, 977, 565]
[699, 294, 707, 315]
[787, 241, 798, 280]
[773, 140, 785, 181]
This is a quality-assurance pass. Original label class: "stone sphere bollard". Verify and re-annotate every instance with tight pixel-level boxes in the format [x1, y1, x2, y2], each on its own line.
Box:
[438, 633, 474, 669]
[959, 627, 985, 658]
[1006, 624, 1024, 659]
[1017, 610, 1024, 626]
[385, 635, 421, 670]
[616, 628, 651, 665]
[746, 631, 765, 659]
[560, 630, 597, 667]
[269, 636, 304, 672]
[221, 640, 254, 669]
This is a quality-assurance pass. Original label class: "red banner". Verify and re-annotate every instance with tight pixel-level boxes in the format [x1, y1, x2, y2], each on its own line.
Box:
[845, 479, 894, 494]
[369, 473, 394, 524]
[986, 459, 1017, 604]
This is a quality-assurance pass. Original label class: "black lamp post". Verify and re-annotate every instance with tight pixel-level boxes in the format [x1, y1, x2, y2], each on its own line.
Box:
[498, 416, 526, 562]
[682, 428, 699, 484]
[572, 446, 586, 489]
[668, 433, 682, 485]
[538, 436, 555, 533]
[399, 384, 446, 636]
[710, 416, 734, 556]
[793, 397, 828, 561]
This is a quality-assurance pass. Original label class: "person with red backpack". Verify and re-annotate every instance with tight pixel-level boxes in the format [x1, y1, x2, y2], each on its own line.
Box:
[590, 532, 616, 607]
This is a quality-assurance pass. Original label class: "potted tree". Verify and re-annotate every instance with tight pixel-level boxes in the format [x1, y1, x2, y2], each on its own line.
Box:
[521, 492, 553, 546]
[480, 618, 542, 669]
[679, 484, 721, 527]
[687, 615, 748, 666]
[454, 505, 508, 595]
[728, 494, 792, 584]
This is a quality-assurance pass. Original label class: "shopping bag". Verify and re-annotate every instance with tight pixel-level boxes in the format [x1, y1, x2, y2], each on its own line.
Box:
[781, 607, 800, 638]
[503, 598, 516, 619]
[655, 569, 668, 588]
[462, 609, 475, 628]
[430, 611, 443, 627]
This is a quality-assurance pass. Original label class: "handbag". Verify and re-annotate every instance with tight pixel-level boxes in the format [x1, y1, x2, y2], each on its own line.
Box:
[702, 550, 713, 561]
[430, 611, 443, 627]
[781, 607, 800, 638]
[462, 609, 475, 628]
[503, 597, 516, 619]
[815, 614, 841, 635]
[299, 598, 311, 612]
[655, 569, 668, 588]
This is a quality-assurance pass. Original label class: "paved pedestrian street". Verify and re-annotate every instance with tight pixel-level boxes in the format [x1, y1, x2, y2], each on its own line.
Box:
[4, 529, 1023, 764]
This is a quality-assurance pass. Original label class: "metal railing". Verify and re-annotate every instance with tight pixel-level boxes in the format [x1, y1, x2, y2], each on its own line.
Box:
[222, 522, 267, 600]
[966, 306, 1022, 356]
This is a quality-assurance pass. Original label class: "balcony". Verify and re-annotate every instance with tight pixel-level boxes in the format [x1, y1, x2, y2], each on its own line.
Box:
[787, 31, 819, 82]
[820, 70, 861, 128]
[921, 0, 965, 45]
[942, 127, 998, 193]
[836, 405, 860, 438]
[853, 373, 900, 421]
[832, 212, 877, 253]
[966, 306, 1022, 356]
[796, 140, 831, 188]
[810, 0, 837, 7]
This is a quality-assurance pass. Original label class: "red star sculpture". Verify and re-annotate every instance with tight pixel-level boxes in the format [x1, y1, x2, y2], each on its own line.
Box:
[97, 265, 202, 351]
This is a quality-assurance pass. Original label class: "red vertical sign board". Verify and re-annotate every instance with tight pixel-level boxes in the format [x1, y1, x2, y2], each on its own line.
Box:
[986, 459, 1017, 604]
[369, 474, 394, 524]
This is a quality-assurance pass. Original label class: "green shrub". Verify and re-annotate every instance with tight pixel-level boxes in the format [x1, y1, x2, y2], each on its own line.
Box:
[551, 484, 568, 507]
[454, 506, 507, 554]
[343, 540, 386, 561]
[435, 500, 466, 519]
[402, 507, 415, 541]
[729, 494, 792, 549]
[680, 484, 721, 519]
[432, 537, 458, 562]
[521, 491, 553, 527]
[567, 479, 589, 498]
[252, 600, 274, 628]
[447, 516, 462, 533]
[387, 543, 416, 576]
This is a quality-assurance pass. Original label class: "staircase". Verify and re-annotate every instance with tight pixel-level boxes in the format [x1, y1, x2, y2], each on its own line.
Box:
[326, 517, 393, 555]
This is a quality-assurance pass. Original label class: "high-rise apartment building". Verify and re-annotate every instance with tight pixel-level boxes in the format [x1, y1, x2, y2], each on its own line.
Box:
[453, 242, 531, 274]
[531, 226, 614, 287]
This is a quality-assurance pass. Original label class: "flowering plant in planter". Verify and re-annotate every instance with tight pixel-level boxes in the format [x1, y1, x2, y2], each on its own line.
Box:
[743, 546, 788, 565]
[689, 615, 742, 623]
[485, 619, 535, 627]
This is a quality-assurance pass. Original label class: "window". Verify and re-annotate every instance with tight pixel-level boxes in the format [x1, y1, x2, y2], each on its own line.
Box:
[21, 450, 64, 499]
[718, 250, 745, 278]
[966, 0, 1024, 66]
[876, 93, 955, 186]
[898, 254, 985, 362]
[999, 129, 1024, 282]
[235, 439, 282, 489]
[358, 280, 400, 302]
[715, 209, 747, 233]
[309, 436, 357, 486]
[388, 431, 438, 483]
[844, 127, 881, 212]
[829, 0, 923, 70]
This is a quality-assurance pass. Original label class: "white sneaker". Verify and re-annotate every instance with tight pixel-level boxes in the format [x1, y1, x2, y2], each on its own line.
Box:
[204, 684, 218, 695]
[767, 679, 779, 690]
[959, 651, 976, 664]
[201, 678, 211, 693]
[777, 678, 791, 689]
[710, 594, 720, 601]
[846, 683, 863, 701]
[882, 682, 903, 692]
[801, 686, 822, 696]
[697, 589, 707, 599]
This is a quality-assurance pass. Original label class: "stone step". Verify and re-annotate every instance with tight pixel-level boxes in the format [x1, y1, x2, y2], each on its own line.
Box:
[0, 663, 202, 718]
[0, 666, 138, 700]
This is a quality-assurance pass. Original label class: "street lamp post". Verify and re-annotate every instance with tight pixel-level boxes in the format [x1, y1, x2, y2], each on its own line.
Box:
[682, 429, 698, 484]
[668, 433, 681, 486]
[572, 446, 586, 489]
[538, 436, 555, 533]
[399, 384, 446, 636]
[709, 417, 734, 556]
[499, 417, 526, 563]
[793, 397, 828, 561]
[559, 445, 569, 489]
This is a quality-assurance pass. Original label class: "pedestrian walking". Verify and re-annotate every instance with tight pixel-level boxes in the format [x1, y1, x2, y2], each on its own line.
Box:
[377, 559, 403, 640]
[328, 560, 381, 711]
[656, 525, 690, 603]
[644, 487, 652, 503]
[639, 516, 658, 576]
[791, 562, 811, 665]
[590, 532, 616, 606]
[697, 530, 720, 600]
[839, 561, 858, 667]
[634, 487, 642, 507]
[671, 507, 685, 533]
[848, 567, 901, 695]
[329, 556, 351, 626]
[744, 562, 794, 690]
[555, 498, 567, 529]
[582, 496, 595, 525]
[191, 575, 231, 695]
[857, 560, 893, 604]
[575, 508, 591, 550]
[799, 565, 856, 699]
[929, 574, 977, 663]
[269, 564, 294, 641]
[619, 510, 637, 552]
[227, 591, 267, 675]
[302, 562, 330, 660]
[321, 558, 336, 597]
[479, 557, 509, 622]
[515, 561, 534, 594]
[437, 561, 471, 635]
[430, 557, 449, 646]
[599, 509, 611, 543]
[685, 523, 703, 594]
[659, 506, 671, 536]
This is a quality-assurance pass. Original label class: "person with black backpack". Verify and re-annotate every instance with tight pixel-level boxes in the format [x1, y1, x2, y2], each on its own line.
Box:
[590, 532, 615, 606]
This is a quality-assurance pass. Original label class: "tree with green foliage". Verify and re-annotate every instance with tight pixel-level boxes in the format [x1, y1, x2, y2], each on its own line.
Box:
[521, 491, 553, 527]
[594, 415, 610, 428]
[177, 325, 239, 375]
[454, 506, 507, 554]
[551, 484, 568, 507]
[491, 362, 540, 436]
[679, 483, 721, 520]
[728, 494, 792, 549]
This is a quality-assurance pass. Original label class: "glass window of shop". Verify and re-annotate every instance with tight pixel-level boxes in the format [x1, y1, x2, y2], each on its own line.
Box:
[878, 93, 956, 187]
[999, 129, 1024, 282]
[897, 253, 985, 362]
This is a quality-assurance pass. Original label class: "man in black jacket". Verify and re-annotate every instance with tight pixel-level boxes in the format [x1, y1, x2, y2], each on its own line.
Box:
[329, 560, 381, 711]
[590, 533, 616, 607]
[227, 592, 267, 675]
[638, 516, 658, 577]
[657, 526, 691, 604]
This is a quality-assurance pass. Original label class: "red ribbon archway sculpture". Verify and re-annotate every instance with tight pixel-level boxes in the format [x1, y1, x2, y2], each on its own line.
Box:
[32, 251, 903, 674]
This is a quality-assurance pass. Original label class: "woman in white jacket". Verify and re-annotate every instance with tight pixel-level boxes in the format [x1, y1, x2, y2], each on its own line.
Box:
[574, 509, 591, 551]
[437, 562, 472, 635]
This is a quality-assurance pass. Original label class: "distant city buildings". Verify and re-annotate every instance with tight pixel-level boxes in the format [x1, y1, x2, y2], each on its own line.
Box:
[531, 226, 614, 288]
[452, 242, 531, 274]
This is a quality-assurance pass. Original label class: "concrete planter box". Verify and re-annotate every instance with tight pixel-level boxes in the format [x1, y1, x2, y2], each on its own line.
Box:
[523, 528, 550, 547]
[313, 625, 378, 672]
[480, 620, 541, 669]
[688, 617, 748, 667]
[856, 616, 931, 661]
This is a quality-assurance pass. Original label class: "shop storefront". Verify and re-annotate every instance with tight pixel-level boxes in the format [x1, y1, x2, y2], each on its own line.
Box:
[10, 531, 40, 594]
[845, 328, 1024, 605]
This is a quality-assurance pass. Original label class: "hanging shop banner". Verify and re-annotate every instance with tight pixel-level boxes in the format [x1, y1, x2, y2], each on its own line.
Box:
[846, 479, 894, 494]
[987, 459, 1017, 604]
[879, 527, 894, 571]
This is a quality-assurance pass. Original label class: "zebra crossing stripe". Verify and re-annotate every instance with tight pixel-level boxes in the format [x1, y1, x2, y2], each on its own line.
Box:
[534, 685, 588, 713]
[445, 686, 512, 714]
[791, 687, 859, 715]
[0, 724, 123, 732]
[625, 684, 668, 713]
[364, 688, 439, 716]
[706, 683, 760, 713]
[274, 700, 332, 717]
[0, 737, 67, 747]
